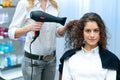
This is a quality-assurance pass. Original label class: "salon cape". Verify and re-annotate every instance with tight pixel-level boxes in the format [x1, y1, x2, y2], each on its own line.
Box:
[59, 46, 120, 80]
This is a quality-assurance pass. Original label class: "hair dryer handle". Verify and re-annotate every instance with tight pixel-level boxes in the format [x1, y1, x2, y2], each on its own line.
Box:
[33, 31, 40, 40]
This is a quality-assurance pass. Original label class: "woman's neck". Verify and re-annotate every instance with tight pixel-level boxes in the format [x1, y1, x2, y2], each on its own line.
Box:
[39, 0, 47, 3]
[39, 0, 47, 11]
[84, 45, 97, 51]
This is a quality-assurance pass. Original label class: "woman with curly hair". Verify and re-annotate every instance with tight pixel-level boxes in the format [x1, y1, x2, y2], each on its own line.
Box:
[59, 12, 120, 80]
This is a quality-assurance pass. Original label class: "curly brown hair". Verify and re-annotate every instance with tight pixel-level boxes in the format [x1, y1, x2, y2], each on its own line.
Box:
[65, 12, 107, 49]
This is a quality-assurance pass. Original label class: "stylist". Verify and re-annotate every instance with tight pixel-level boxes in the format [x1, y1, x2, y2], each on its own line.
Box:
[8, 0, 68, 80]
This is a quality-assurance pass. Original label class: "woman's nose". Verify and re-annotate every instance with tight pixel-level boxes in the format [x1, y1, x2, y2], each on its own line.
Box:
[90, 32, 94, 37]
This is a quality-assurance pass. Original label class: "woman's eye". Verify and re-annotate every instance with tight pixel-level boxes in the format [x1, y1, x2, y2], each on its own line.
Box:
[94, 29, 99, 33]
[86, 29, 91, 33]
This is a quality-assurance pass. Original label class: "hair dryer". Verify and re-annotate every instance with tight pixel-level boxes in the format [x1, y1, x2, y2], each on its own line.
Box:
[30, 11, 67, 40]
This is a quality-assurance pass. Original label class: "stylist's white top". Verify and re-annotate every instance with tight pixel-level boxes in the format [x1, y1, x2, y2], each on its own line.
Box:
[62, 46, 116, 80]
[8, 0, 63, 55]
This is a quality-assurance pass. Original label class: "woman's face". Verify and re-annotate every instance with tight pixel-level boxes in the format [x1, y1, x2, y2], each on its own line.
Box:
[83, 21, 100, 49]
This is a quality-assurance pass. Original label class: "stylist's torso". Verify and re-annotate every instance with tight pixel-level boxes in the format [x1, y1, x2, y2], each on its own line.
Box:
[8, 0, 62, 55]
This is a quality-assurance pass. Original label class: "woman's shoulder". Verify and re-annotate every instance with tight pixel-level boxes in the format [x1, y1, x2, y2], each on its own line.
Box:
[102, 49, 120, 80]
[60, 48, 81, 63]
[17, 0, 28, 9]
[99, 47, 120, 70]
[100, 48, 119, 60]
[18, 0, 28, 4]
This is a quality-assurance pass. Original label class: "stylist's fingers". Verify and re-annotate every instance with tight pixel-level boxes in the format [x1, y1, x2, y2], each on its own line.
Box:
[34, 22, 43, 30]
[35, 22, 44, 27]
[30, 22, 44, 31]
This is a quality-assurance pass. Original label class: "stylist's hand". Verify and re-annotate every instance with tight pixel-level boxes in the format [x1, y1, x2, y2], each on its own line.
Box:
[29, 22, 44, 31]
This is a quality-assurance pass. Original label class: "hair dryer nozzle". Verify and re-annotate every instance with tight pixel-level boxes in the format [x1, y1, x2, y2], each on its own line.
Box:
[60, 17, 67, 25]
